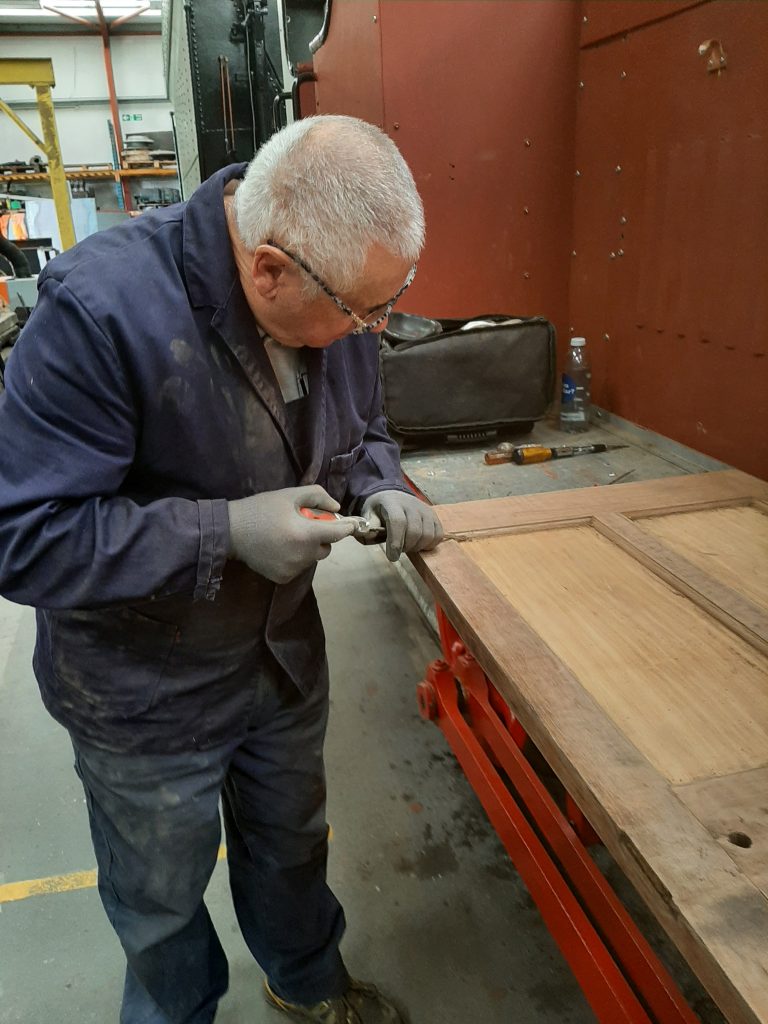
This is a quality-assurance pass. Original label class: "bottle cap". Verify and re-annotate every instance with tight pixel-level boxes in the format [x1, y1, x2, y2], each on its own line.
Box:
[570, 336, 586, 347]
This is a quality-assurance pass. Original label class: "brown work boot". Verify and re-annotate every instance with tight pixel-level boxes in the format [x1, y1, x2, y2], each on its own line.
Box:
[264, 977, 407, 1023]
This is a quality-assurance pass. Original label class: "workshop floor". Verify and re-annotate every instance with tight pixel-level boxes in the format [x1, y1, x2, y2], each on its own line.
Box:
[0, 538, 601, 1024]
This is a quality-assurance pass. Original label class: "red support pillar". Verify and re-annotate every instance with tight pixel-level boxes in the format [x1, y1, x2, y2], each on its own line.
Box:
[96, 1, 132, 211]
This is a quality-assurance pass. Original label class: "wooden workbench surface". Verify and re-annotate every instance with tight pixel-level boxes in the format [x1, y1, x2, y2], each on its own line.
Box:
[413, 469, 768, 1024]
[400, 411, 727, 506]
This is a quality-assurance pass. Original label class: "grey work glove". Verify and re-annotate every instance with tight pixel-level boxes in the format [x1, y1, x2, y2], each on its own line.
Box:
[228, 485, 355, 584]
[361, 490, 444, 562]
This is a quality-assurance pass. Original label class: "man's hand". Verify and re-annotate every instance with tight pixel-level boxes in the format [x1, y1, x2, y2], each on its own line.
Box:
[361, 490, 444, 562]
[228, 485, 355, 584]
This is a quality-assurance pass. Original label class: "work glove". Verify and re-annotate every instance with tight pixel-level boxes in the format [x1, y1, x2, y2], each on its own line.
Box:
[361, 490, 444, 562]
[228, 485, 355, 584]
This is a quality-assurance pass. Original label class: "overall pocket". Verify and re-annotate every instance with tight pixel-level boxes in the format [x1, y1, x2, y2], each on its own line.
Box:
[51, 606, 180, 718]
[325, 441, 364, 504]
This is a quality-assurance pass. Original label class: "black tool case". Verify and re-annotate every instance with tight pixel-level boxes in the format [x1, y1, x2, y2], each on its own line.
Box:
[379, 314, 556, 444]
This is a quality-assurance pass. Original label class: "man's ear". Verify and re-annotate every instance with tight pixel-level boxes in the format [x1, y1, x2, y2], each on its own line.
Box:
[250, 246, 292, 300]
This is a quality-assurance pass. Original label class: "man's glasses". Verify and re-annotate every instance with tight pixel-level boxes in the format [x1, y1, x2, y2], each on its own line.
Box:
[267, 239, 416, 334]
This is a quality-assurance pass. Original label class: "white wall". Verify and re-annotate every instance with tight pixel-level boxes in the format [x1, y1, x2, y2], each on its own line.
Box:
[0, 34, 172, 166]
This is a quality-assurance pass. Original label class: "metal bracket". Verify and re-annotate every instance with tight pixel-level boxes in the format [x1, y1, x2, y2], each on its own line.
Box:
[698, 39, 727, 75]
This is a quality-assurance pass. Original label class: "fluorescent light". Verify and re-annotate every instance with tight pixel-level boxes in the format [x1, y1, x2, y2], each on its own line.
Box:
[39, 0, 158, 6]
[0, 3, 160, 14]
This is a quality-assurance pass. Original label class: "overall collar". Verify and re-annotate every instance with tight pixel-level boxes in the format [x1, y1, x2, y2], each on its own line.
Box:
[185, 165, 329, 481]
[182, 162, 248, 310]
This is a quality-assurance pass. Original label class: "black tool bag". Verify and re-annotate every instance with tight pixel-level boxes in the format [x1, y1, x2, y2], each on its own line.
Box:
[379, 314, 556, 443]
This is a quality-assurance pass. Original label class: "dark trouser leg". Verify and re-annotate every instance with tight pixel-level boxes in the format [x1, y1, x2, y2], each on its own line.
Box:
[222, 657, 348, 1006]
[73, 740, 230, 1024]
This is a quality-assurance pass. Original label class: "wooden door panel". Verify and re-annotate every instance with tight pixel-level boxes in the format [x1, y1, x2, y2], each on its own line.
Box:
[638, 506, 768, 611]
[464, 525, 768, 786]
[414, 470, 768, 1024]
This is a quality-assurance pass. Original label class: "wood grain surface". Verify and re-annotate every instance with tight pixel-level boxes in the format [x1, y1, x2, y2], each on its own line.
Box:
[464, 526, 768, 786]
[675, 768, 768, 901]
[640, 506, 768, 611]
[414, 470, 768, 1024]
[437, 469, 768, 537]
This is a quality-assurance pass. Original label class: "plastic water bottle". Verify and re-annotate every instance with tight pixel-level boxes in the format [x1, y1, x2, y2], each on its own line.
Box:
[559, 336, 591, 432]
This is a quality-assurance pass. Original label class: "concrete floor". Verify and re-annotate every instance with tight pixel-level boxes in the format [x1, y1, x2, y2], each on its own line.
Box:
[0, 539, 722, 1024]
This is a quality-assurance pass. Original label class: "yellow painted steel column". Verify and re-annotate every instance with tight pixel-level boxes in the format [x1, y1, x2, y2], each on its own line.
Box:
[0, 58, 76, 252]
[35, 85, 76, 250]
[0, 97, 47, 151]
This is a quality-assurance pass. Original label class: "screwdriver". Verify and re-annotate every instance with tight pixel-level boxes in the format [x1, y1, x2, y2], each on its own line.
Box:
[484, 443, 627, 466]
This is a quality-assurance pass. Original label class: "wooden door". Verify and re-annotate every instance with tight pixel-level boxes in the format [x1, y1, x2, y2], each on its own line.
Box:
[413, 470, 768, 1024]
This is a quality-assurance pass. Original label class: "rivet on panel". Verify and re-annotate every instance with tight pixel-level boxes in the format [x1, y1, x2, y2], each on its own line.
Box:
[620, 215, 628, 224]
[524, 138, 531, 147]
[620, 70, 627, 79]
[603, 333, 610, 341]
[610, 252, 617, 259]
[393, 123, 400, 130]
[618, 249, 624, 256]
[579, 81, 585, 89]
[575, 169, 581, 177]
[523, 272, 530, 279]
[615, 165, 622, 173]
[571, 250, 577, 257]
[583, 14, 588, 22]
[523, 206, 529, 215]
[372, 14, 377, 22]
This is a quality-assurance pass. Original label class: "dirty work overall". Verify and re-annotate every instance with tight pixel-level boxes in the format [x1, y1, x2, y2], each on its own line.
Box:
[0, 164, 410, 1022]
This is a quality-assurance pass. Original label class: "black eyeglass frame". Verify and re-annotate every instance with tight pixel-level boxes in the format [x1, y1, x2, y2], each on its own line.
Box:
[266, 239, 416, 335]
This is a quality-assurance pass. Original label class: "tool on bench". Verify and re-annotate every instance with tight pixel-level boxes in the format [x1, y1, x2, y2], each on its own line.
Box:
[484, 442, 627, 466]
[299, 506, 386, 541]
[608, 468, 636, 485]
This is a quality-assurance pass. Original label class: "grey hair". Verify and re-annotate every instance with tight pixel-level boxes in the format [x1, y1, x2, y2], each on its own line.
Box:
[232, 115, 424, 296]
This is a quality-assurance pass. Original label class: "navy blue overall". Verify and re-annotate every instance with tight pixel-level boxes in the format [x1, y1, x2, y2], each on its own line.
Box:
[0, 164, 410, 1023]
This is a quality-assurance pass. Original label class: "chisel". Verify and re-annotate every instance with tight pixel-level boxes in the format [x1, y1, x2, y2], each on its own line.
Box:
[484, 443, 627, 466]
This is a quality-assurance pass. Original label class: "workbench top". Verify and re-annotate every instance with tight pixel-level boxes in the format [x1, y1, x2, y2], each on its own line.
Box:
[400, 410, 727, 506]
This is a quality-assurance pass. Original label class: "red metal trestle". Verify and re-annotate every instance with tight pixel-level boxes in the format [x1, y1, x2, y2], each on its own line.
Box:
[418, 606, 700, 1024]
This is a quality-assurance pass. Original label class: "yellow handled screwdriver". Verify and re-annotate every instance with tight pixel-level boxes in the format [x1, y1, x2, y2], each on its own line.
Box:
[484, 443, 627, 466]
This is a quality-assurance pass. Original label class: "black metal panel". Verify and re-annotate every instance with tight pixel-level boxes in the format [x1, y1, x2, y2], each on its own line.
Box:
[182, 0, 286, 181]
[284, 0, 326, 66]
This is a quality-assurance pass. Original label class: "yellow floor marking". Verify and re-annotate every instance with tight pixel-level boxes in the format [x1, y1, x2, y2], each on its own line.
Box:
[0, 846, 227, 905]
[0, 868, 98, 904]
[0, 831, 333, 905]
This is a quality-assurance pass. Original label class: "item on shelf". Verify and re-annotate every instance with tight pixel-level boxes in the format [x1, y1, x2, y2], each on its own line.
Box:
[124, 134, 155, 150]
[0, 159, 47, 176]
[133, 187, 181, 210]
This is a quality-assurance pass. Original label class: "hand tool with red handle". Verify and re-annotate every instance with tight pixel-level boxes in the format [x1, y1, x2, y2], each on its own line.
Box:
[299, 506, 385, 540]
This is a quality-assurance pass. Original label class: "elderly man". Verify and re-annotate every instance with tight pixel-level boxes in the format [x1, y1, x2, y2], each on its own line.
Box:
[0, 116, 442, 1024]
